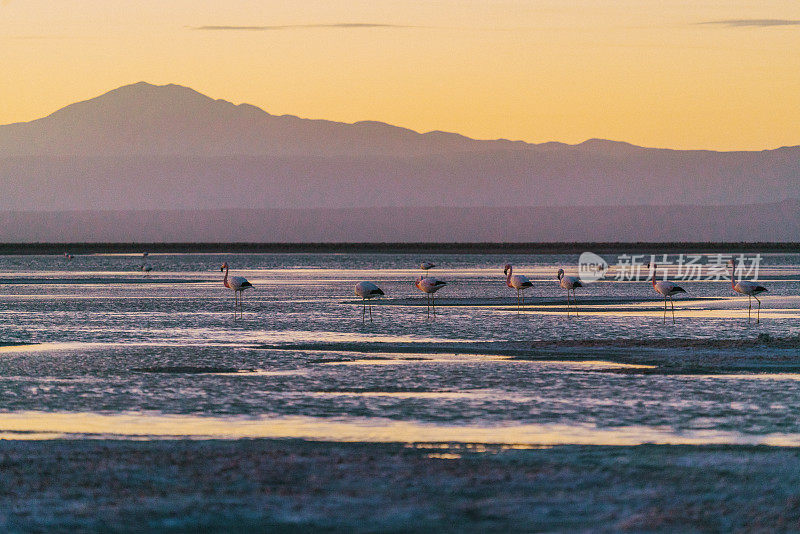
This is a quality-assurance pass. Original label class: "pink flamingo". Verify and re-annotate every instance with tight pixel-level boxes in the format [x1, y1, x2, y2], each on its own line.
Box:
[355, 281, 384, 322]
[647, 263, 686, 323]
[504, 264, 532, 311]
[221, 262, 253, 315]
[557, 268, 582, 316]
[728, 260, 767, 323]
[415, 276, 446, 318]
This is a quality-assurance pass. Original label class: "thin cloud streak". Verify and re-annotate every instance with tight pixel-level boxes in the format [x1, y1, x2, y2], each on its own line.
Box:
[193, 23, 417, 31]
[700, 19, 800, 28]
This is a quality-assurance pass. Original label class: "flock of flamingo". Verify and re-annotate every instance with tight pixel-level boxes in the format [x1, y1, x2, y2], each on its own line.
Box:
[216, 259, 768, 324]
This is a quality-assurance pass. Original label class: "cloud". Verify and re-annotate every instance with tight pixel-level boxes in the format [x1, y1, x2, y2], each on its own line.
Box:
[700, 19, 800, 28]
[192, 23, 416, 31]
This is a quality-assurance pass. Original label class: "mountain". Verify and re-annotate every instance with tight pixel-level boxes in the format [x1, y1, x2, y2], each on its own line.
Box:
[0, 82, 525, 158]
[0, 82, 799, 241]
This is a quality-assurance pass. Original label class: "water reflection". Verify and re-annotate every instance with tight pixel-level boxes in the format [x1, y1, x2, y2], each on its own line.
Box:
[0, 253, 798, 444]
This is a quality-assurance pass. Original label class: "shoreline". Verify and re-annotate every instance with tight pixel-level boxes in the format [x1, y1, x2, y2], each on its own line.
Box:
[0, 241, 798, 255]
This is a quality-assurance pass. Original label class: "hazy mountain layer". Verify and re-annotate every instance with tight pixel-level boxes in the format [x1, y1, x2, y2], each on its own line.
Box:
[1, 82, 798, 213]
[1, 201, 796, 242]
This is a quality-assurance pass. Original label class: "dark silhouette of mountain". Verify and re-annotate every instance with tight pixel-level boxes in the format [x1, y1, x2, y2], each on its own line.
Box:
[1, 82, 799, 242]
[0, 82, 524, 158]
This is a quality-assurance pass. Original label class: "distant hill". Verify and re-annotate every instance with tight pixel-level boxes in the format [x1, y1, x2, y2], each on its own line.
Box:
[1, 82, 798, 241]
[0, 82, 525, 158]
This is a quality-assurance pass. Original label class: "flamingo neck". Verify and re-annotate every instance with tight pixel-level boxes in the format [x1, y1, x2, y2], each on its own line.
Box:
[506, 267, 512, 287]
[729, 264, 736, 288]
[223, 266, 229, 286]
[651, 265, 657, 288]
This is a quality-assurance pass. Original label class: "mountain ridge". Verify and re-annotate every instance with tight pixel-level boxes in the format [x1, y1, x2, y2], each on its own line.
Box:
[5, 82, 797, 154]
[0, 82, 532, 157]
[1, 82, 799, 229]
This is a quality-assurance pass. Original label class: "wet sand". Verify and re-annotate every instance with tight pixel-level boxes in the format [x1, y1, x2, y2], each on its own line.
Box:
[1, 439, 799, 532]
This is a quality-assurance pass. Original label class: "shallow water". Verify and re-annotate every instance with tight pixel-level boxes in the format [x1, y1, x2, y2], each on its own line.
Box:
[0, 252, 798, 444]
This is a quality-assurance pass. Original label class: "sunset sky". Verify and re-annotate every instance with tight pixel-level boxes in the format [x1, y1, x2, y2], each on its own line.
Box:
[2, 0, 799, 150]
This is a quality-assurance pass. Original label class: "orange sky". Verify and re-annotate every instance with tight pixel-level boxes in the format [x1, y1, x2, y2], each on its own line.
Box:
[1, 0, 799, 150]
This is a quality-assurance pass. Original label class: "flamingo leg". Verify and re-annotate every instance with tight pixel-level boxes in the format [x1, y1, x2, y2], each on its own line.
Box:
[573, 290, 579, 316]
[748, 295, 752, 322]
[663, 296, 667, 323]
[432, 295, 436, 317]
[516, 289, 520, 312]
[369, 301, 373, 322]
[670, 295, 675, 324]
[754, 295, 761, 323]
[566, 289, 571, 317]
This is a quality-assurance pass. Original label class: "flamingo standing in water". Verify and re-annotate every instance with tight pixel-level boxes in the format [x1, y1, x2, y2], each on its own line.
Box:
[647, 263, 686, 323]
[221, 262, 253, 316]
[728, 260, 767, 323]
[355, 281, 384, 322]
[139, 252, 151, 272]
[415, 276, 446, 318]
[557, 268, 582, 316]
[503, 264, 532, 312]
[420, 262, 436, 277]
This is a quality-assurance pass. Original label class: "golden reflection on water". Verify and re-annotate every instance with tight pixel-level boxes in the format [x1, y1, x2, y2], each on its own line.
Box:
[0, 343, 86, 354]
[322, 356, 655, 370]
[2, 412, 800, 446]
[698, 373, 800, 381]
[511, 307, 800, 320]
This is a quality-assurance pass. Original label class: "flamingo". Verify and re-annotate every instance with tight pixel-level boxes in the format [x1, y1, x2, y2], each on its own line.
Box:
[420, 262, 436, 277]
[728, 260, 767, 323]
[355, 281, 384, 322]
[64, 252, 73, 260]
[647, 263, 686, 323]
[141, 263, 152, 273]
[557, 268, 582, 316]
[503, 264, 532, 311]
[221, 262, 253, 315]
[415, 276, 446, 318]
